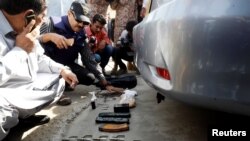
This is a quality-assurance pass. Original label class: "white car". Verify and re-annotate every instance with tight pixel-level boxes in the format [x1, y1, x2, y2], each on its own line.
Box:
[134, 0, 250, 115]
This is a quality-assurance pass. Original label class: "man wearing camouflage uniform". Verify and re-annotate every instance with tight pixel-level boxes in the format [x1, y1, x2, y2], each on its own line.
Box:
[110, 0, 137, 44]
[87, 0, 110, 18]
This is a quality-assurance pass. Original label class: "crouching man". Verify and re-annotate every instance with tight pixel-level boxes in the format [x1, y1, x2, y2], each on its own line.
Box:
[0, 0, 78, 140]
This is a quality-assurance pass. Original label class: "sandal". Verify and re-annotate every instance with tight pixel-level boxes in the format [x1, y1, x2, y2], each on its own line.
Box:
[57, 94, 72, 106]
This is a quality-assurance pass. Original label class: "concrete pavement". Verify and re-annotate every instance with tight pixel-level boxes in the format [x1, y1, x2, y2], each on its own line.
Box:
[4, 74, 209, 141]
[4, 61, 249, 141]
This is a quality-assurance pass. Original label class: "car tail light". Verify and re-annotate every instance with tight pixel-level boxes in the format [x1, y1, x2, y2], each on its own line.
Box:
[156, 67, 171, 80]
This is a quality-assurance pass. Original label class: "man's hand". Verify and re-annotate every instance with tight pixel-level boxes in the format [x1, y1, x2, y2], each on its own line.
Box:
[99, 80, 124, 93]
[48, 33, 71, 49]
[92, 39, 106, 53]
[15, 20, 40, 53]
[60, 68, 79, 89]
[97, 40, 106, 50]
[106, 85, 124, 93]
[99, 79, 107, 86]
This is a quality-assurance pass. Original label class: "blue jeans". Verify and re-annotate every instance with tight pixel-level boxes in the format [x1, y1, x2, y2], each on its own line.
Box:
[94, 54, 101, 63]
[95, 44, 113, 69]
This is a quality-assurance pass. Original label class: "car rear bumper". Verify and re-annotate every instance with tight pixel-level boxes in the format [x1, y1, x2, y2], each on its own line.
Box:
[134, 0, 250, 115]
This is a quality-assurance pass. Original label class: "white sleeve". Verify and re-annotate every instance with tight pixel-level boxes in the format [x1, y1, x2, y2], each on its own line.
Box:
[120, 30, 128, 40]
[0, 35, 29, 85]
[35, 40, 64, 74]
[117, 30, 128, 44]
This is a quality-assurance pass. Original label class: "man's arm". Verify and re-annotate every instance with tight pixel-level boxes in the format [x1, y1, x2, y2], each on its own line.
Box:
[96, 29, 111, 51]
[80, 39, 124, 92]
[39, 17, 78, 87]
[35, 40, 78, 88]
[80, 43, 124, 92]
[0, 20, 39, 86]
[0, 45, 29, 86]
[39, 20, 71, 49]
[80, 43, 106, 81]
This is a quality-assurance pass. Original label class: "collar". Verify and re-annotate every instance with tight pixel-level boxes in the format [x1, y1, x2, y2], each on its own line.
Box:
[0, 10, 16, 37]
[61, 16, 75, 34]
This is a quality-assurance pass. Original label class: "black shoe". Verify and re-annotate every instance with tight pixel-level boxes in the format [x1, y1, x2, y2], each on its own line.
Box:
[116, 69, 127, 76]
[19, 115, 50, 126]
[57, 94, 72, 106]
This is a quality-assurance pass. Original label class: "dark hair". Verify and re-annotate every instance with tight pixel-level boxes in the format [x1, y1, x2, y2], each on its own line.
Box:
[126, 20, 137, 33]
[0, 0, 46, 15]
[92, 14, 106, 25]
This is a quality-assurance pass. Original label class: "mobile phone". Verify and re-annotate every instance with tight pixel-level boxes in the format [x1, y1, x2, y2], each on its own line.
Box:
[25, 12, 36, 31]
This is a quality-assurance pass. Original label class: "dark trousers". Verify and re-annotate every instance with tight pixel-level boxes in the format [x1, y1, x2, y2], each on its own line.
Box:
[67, 63, 95, 86]
[95, 44, 113, 69]
[113, 47, 134, 70]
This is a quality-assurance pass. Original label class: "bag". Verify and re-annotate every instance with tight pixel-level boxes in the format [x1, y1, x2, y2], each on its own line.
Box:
[106, 74, 137, 89]
[119, 90, 137, 108]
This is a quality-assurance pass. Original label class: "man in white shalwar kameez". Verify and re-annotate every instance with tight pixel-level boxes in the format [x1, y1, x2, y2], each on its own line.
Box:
[0, 0, 78, 140]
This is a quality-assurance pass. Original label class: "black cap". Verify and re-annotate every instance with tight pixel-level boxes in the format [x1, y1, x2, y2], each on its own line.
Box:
[70, 1, 90, 23]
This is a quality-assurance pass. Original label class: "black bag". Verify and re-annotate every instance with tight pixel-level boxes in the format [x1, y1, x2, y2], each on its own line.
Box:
[106, 74, 137, 89]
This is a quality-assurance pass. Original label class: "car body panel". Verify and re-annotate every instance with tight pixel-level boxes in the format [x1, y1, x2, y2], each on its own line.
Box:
[134, 0, 250, 115]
